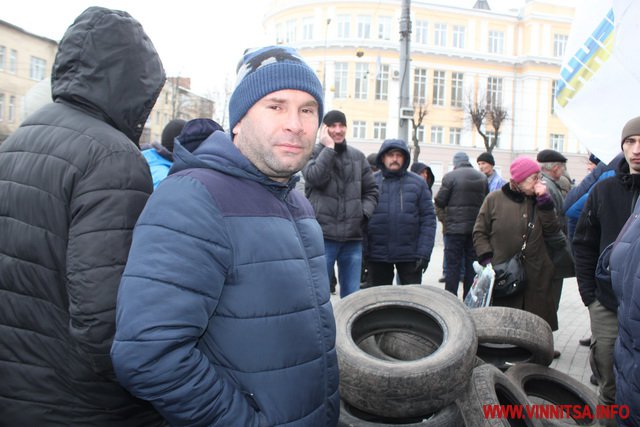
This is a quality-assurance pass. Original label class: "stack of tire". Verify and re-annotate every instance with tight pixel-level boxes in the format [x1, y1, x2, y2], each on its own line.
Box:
[334, 285, 598, 426]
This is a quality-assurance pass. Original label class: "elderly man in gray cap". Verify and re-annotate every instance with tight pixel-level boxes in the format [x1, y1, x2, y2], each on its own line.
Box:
[537, 149, 570, 230]
[435, 152, 488, 299]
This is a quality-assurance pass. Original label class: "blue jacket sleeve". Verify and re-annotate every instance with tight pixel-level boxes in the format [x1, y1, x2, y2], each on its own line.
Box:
[111, 175, 267, 427]
[565, 170, 616, 220]
[566, 192, 589, 221]
[563, 163, 610, 213]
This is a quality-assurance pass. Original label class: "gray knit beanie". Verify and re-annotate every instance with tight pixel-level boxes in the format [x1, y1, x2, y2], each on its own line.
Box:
[621, 116, 640, 148]
[229, 46, 324, 136]
[453, 151, 469, 168]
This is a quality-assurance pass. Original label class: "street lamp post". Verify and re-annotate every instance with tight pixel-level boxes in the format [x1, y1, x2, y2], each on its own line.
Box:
[322, 18, 331, 94]
[398, 0, 412, 142]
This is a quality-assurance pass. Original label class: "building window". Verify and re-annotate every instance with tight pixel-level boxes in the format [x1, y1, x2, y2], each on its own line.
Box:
[378, 16, 391, 40]
[285, 20, 296, 43]
[554, 34, 568, 58]
[302, 17, 314, 40]
[432, 70, 445, 106]
[452, 25, 466, 49]
[551, 80, 558, 114]
[375, 64, 389, 101]
[488, 30, 504, 54]
[373, 121, 387, 139]
[434, 23, 447, 47]
[30, 56, 47, 81]
[0, 93, 4, 121]
[155, 111, 161, 124]
[9, 49, 17, 74]
[353, 120, 366, 139]
[8, 95, 15, 122]
[0, 46, 5, 71]
[355, 63, 369, 99]
[334, 62, 348, 98]
[487, 76, 503, 106]
[415, 20, 428, 45]
[431, 126, 444, 144]
[451, 72, 464, 108]
[336, 15, 350, 38]
[550, 134, 565, 151]
[413, 68, 428, 104]
[449, 127, 462, 145]
[357, 15, 371, 39]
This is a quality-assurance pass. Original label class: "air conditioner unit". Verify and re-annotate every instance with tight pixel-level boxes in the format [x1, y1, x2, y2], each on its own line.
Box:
[392, 69, 400, 80]
[399, 107, 414, 119]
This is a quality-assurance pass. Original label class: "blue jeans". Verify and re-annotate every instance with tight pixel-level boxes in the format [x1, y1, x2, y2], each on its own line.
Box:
[444, 233, 476, 299]
[324, 240, 362, 298]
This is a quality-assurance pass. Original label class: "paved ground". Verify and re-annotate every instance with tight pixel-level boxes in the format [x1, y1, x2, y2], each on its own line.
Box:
[331, 221, 597, 393]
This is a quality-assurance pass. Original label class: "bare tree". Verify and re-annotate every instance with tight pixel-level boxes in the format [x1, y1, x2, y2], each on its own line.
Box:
[488, 102, 508, 151]
[410, 103, 428, 162]
[465, 93, 508, 154]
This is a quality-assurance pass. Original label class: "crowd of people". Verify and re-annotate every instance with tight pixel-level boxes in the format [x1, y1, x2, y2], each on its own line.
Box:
[1, 5, 640, 427]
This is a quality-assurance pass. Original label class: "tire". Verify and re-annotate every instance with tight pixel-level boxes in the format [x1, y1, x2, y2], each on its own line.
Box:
[377, 331, 439, 361]
[338, 399, 462, 426]
[334, 285, 477, 417]
[457, 364, 544, 427]
[357, 335, 397, 361]
[471, 306, 554, 369]
[372, 331, 485, 367]
[505, 363, 598, 426]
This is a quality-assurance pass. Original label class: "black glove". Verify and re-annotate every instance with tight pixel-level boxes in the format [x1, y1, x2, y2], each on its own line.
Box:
[415, 258, 429, 273]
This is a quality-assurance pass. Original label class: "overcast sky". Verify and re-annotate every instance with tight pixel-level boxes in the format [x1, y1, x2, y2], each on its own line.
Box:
[5, 0, 531, 95]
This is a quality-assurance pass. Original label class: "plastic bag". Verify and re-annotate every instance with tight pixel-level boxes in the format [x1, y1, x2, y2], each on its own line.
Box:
[464, 261, 496, 308]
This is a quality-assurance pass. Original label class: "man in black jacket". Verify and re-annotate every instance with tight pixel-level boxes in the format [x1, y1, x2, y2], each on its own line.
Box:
[435, 151, 488, 298]
[573, 116, 640, 424]
[303, 110, 378, 297]
[0, 7, 165, 425]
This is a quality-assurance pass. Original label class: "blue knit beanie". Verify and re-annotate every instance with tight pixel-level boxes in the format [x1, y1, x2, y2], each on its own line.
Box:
[228, 46, 324, 136]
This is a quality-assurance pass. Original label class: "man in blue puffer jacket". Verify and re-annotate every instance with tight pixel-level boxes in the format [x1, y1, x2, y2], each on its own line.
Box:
[610, 201, 640, 427]
[364, 139, 436, 286]
[111, 46, 339, 426]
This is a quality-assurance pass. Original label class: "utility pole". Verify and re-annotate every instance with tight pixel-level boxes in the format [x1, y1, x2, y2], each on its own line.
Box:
[398, 0, 412, 142]
[322, 18, 331, 94]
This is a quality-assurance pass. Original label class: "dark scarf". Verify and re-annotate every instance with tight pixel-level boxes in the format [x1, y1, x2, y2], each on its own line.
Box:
[334, 140, 347, 153]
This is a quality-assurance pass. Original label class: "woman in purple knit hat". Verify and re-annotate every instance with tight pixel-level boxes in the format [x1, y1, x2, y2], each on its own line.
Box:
[473, 156, 562, 336]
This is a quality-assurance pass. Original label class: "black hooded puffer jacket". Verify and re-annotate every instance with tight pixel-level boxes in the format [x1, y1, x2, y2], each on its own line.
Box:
[0, 7, 166, 425]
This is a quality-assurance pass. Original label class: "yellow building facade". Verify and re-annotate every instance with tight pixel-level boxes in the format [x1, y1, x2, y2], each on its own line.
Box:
[263, 0, 588, 182]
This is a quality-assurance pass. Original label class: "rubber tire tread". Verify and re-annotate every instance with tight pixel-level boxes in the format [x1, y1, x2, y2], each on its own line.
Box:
[334, 285, 477, 417]
[471, 306, 554, 368]
[505, 363, 598, 426]
[337, 400, 462, 426]
[456, 364, 544, 427]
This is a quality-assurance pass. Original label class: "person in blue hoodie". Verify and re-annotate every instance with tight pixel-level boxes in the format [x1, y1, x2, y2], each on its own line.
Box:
[141, 119, 185, 188]
[110, 46, 339, 426]
[364, 139, 436, 286]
